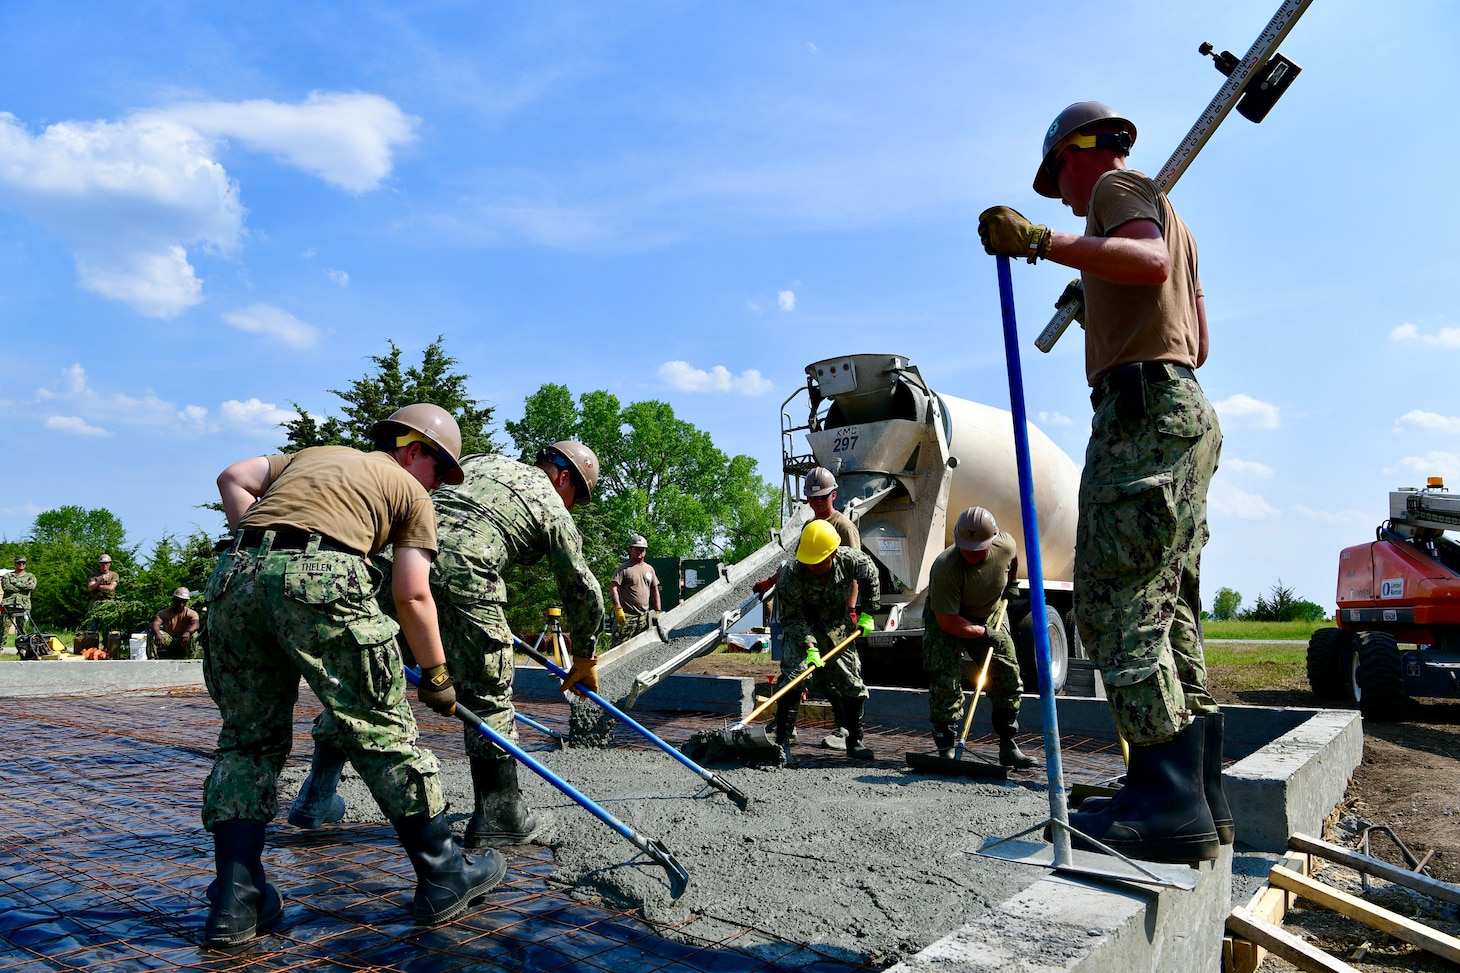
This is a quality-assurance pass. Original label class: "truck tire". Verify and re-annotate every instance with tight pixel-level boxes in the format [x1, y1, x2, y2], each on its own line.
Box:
[1063, 610, 1086, 660]
[1016, 605, 1069, 695]
[1351, 631, 1408, 721]
[1305, 628, 1354, 700]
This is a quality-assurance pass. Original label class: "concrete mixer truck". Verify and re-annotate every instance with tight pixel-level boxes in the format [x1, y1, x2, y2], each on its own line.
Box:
[779, 353, 1086, 692]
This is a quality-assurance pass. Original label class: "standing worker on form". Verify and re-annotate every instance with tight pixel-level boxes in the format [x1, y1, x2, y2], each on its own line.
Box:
[771, 519, 880, 765]
[922, 507, 1034, 769]
[200, 404, 504, 949]
[977, 102, 1230, 863]
[610, 535, 661, 644]
[291, 442, 606, 852]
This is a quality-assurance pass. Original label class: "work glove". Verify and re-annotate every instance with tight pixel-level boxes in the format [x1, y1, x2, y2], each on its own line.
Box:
[613, 606, 627, 627]
[752, 577, 774, 595]
[805, 642, 823, 668]
[848, 607, 859, 632]
[560, 655, 599, 697]
[1003, 583, 1021, 603]
[418, 664, 457, 716]
[857, 612, 875, 637]
[978, 206, 1051, 264]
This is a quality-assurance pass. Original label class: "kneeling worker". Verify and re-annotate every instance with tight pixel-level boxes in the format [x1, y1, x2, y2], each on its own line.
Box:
[151, 587, 200, 659]
[923, 507, 1035, 769]
[202, 404, 501, 947]
[772, 519, 880, 763]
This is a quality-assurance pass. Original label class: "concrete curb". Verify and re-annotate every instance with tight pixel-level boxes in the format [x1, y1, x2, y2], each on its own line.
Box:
[0, 659, 205, 697]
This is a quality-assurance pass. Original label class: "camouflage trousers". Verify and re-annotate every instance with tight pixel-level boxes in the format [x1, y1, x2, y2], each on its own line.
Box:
[151, 630, 196, 660]
[922, 623, 1022, 725]
[437, 597, 518, 760]
[776, 624, 868, 702]
[612, 610, 652, 645]
[1, 608, 28, 642]
[1074, 375, 1222, 746]
[200, 544, 443, 830]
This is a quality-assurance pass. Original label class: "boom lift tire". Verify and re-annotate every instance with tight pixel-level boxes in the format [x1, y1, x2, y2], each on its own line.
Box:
[1016, 605, 1068, 695]
[1350, 631, 1408, 721]
[1305, 627, 1355, 701]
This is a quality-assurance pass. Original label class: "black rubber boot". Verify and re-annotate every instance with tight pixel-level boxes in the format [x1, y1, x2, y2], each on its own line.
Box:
[773, 694, 801, 767]
[288, 742, 347, 829]
[842, 697, 874, 760]
[1068, 722, 1219, 864]
[1204, 712, 1235, 846]
[932, 723, 958, 759]
[823, 695, 849, 750]
[203, 820, 283, 949]
[464, 755, 553, 850]
[992, 707, 1036, 769]
[394, 811, 506, 925]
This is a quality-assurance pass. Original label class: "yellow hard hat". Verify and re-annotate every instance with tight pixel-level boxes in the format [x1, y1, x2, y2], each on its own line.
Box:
[795, 520, 840, 565]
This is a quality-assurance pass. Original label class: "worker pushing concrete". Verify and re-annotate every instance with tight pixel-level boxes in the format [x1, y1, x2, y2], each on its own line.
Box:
[201, 403, 503, 948]
[978, 101, 1231, 863]
[291, 441, 606, 853]
[922, 507, 1035, 769]
[771, 519, 879, 765]
[610, 534, 661, 644]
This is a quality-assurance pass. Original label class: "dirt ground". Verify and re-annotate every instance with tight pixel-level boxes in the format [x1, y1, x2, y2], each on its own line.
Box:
[686, 651, 1460, 971]
[1208, 662, 1460, 973]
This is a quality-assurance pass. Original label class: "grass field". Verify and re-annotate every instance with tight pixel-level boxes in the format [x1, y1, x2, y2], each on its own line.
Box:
[1204, 619, 1333, 641]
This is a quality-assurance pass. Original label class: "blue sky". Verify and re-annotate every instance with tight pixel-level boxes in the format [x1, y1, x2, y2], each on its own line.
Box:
[0, 1, 1455, 613]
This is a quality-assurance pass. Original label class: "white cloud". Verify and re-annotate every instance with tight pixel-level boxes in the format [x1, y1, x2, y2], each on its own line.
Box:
[1292, 504, 1370, 526]
[0, 93, 412, 316]
[1395, 410, 1460, 435]
[159, 92, 417, 193]
[222, 303, 320, 349]
[1211, 484, 1280, 520]
[778, 289, 796, 312]
[326, 268, 350, 288]
[746, 299, 763, 314]
[1036, 411, 1073, 426]
[1212, 393, 1279, 430]
[300, 246, 317, 259]
[45, 415, 109, 436]
[1223, 457, 1274, 478]
[658, 360, 775, 396]
[1395, 451, 1460, 484]
[222, 398, 297, 436]
[807, 42, 819, 54]
[1390, 322, 1460, 350]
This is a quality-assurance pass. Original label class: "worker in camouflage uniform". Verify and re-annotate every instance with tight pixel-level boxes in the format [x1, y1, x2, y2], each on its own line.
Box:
[200, 404, 504, 949]
[922, 507, 1035, 769]
[979, 101, 1229, 863]
[291, 442, 604, 853]
[610, 535, 660, 644]
[772, 519, 880, 764]
[79, 553, 120, 643]
[2, 555, 36, 644]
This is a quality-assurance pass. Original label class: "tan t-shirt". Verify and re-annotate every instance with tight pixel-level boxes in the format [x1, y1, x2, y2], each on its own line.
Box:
[239, 446, 438, 557]
[823, 508, 862, 551]
[924, 532, 1017, 623]
[1081, 168, 1203, 386]
[89, 570, 119, 601]
[155, 605, 200, 637]
[612, 560, 660, 613]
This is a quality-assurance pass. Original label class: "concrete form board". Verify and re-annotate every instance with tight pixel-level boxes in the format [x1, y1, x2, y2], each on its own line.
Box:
[0, 659, 204, 696]
[889, 847, 1233, 973]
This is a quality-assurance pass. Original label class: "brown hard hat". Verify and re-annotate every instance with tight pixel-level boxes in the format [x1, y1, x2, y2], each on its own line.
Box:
[99, 553, 112, 563]
[172, 587, 191, 599]
[539, 441, 600, 503]
[628, 534, 648, 549]
[1033, 101, 1137, 198]
[371, 403, 465, 485]
[954, 506, 998, 552]
[803, 467, 837, 498]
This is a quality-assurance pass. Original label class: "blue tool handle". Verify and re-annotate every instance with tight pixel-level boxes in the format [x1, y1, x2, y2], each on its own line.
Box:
[996, 254, 1072, 865]
[514, 635, 750, 810]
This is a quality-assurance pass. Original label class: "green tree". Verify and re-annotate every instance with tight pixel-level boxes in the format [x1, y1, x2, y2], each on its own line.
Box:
[1243, 580, 1322, 622]
[502, 383, 781, 634]
[1211, 587, 1242, 622]
[281, 336, 500, 455]
[22, 506, 138, 630]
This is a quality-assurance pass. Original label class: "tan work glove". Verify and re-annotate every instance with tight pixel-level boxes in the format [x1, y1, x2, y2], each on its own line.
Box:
[418, 664, 457, 715]
[560, 655, 598, 697]
[979, 206, 1051, 264]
